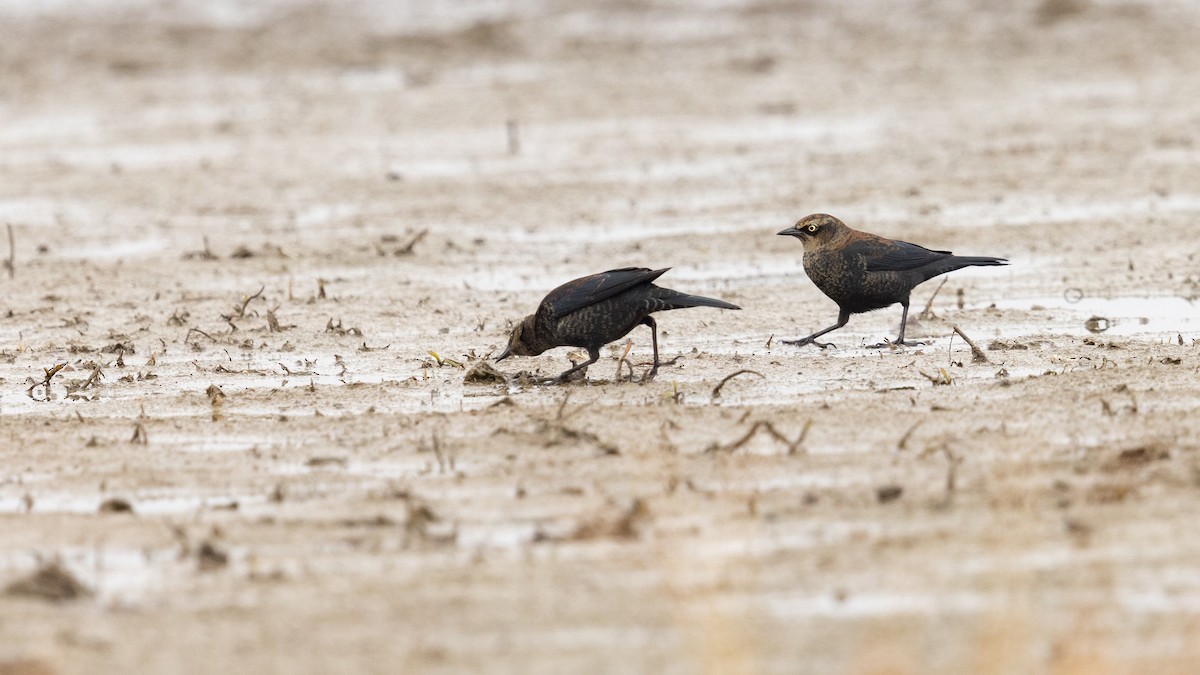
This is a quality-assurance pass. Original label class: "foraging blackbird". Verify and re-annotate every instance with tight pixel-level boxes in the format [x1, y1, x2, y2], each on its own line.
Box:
[496, 267, 740, 382]
[777, 214, 1007, 347]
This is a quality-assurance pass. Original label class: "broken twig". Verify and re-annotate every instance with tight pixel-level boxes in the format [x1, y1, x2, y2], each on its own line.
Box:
[919, 278, 948, 320]
[711, 369, 765, 399]
[710, 419, 810, 455]
[4, 223, 13, 279]
[952, 324, 990, 364]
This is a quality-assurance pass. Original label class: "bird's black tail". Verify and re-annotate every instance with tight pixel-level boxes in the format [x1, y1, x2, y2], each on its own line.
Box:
[953, 256, 1008, 267]
[653, 289, 741, 311]
[928, 255, 1007, 280]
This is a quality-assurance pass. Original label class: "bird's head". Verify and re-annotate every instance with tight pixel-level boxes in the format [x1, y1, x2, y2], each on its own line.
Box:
[495, 315, 541, 361]
[777, 213, 846, 249]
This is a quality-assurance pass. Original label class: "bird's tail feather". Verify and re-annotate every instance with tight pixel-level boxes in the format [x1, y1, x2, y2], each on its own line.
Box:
[657, 291, 741, 311]
[951, 255, 1008, 267]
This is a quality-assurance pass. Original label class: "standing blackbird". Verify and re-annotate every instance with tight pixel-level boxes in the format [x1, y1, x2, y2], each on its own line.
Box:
[777, 214, 1007, 347]
[496, 267, 740, 382]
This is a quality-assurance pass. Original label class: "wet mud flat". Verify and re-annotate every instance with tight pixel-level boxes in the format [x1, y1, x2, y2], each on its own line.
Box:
[2, 0, 1200, 673]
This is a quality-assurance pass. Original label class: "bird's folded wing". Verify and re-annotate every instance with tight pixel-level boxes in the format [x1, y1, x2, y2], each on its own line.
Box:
[547, 267, 668, 317]
[852, 240, 953, 272]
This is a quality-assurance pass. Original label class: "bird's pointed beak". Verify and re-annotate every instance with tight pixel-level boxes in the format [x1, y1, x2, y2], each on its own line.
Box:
[495, 345, 512, 362]
[777, 226, 802, 237]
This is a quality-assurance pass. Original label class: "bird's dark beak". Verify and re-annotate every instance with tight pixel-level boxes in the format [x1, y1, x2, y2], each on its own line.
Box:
[777, 226, 802, 237]
[495, 345, 512, 362]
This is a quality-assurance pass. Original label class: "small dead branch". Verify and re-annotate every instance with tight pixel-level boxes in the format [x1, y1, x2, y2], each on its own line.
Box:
[919, 368, 953, 386]
[278, 361, 315, 376]
[943, 448, 959, 494]
[26, 362, 66, 400]
[325, 317, 363, 337]
[711, 369, 764, 399]
[231, 284, 265, 319]
[710, 419, 811, 455]
[896, 420, 923, 452]
[506, 119, 520, 155]
[184, 328, 218, 345]
[534, 394, 616, 454]
[939, 446, 961, 507]
[610, 498, 648, 539]
[396, 229, 429, 255]
[130, 404, 148, 444]
[4, 223, 13, 279]
[555, 391, 573, 421]
[1100, 383, 1139, 417]
[614, 339, 634, 382]
[420, 433, 455, 474]
[404, 500, 454, 545]
[166, 308, 190, 326]
[182, 236, 219, 261]
[206, 384, 226, 421]
[952, 325, 990, 364]
[919, 278, 949, 320]
[65, 364, 104, 395]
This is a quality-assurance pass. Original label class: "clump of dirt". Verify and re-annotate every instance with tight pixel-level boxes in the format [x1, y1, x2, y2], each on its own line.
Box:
[5, 563, 92, 603]
[463, 360, 507, 384]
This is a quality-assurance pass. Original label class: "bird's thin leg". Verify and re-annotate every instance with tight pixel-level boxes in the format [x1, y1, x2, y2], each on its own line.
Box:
[871, 300, 925, 348]
[642, 317, 660, 381]
[782, 310, 848, 349]
[554, 348, 600, 383]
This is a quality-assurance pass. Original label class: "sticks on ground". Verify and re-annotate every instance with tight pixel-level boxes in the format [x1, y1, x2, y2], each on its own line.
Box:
[27, 363, 66, 400]
[233, 285, 266, 319]
[711, 369, 764, 399]
[919, 278, 948, 320]
[396, 229, 429, 256]
[952, 324, 990, 364]
[4, 224, 13, 279]
[614, 339, 633, 383]
[711, 419, 811, 455]
[131, 404, 149, 444]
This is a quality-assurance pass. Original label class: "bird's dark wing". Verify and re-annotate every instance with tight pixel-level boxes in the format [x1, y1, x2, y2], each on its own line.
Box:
[545, 267, 669, 317]
[849, 239, 953, 273]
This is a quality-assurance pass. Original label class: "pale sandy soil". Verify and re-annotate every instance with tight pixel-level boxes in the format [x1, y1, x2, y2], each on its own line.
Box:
[1, 1, 1200, 673]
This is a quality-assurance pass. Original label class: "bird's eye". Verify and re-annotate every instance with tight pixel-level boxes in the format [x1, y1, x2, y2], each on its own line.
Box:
[806, 224, 818, 233]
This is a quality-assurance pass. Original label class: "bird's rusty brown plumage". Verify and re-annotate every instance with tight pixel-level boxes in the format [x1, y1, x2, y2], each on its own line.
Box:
[496, 267, 740, 382]
[777, 214, 1007, 347]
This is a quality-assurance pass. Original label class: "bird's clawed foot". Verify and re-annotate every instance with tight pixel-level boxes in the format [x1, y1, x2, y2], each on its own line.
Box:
[550, 366, 590, 384]
[637, 356, 678, 384]
[781, 337, 836, 349]
[868, 339, 926, 349]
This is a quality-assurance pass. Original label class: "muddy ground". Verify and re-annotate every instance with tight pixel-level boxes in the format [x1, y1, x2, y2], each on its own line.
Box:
[1, 0, 1199, 673]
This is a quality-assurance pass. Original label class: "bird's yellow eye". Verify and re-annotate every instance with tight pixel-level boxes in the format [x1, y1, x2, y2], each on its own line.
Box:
[806, 224, 818, 233]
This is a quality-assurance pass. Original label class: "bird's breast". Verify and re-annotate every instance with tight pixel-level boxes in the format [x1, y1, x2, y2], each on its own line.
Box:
[803, 250, 863, 300]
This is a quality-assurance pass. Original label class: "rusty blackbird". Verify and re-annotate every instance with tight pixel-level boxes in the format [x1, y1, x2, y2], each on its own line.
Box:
[496, 267, 740, 382]
[777, 214, 1007, 347]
